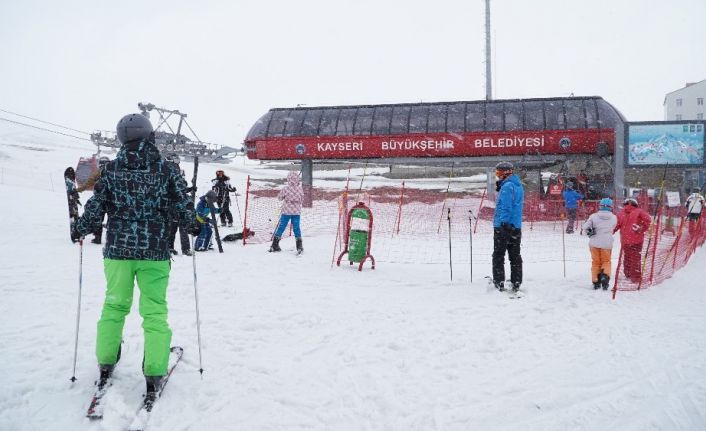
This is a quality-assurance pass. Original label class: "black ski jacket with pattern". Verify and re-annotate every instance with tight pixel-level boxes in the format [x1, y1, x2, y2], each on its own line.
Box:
[73, 139, 197, 260]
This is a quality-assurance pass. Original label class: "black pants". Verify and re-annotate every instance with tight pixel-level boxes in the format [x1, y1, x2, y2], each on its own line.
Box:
[566, 208, 577, 233]
[219, 200, 233, 225]
[169, 221, 191, 253]
[492, 228, 523, 285]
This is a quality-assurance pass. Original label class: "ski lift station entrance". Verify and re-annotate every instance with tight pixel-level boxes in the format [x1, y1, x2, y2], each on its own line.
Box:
[242, 96, 629, 200]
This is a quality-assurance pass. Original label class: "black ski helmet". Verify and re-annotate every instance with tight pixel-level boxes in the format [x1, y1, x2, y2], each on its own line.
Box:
[116, 113, 153, 145]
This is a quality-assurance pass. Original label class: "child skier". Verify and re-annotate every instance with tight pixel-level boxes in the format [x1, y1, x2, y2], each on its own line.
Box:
[613, 198, 652, 284]
[581, 198, 617, 290]
[194, 190, 219, 251]
[269, 171, 305, 254]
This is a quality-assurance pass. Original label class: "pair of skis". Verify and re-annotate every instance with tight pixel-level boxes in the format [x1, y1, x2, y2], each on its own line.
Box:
[86, 346, 183, 431]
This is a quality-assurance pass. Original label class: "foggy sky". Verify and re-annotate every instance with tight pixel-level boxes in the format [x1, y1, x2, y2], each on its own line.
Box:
[1, 0, 705, 148]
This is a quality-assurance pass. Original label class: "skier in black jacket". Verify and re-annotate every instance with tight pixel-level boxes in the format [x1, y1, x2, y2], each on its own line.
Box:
[71, 113, 199, 407]
[211, 169, 236, 227]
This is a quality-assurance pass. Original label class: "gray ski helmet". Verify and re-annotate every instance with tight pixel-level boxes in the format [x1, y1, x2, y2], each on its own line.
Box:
[495, 161, 514, 178]
[565, 181, 574, 190]
[495, 161, 514, 171]
[623, 198, 638, 207]
[205, 190, 217, 201]
[116, 113, 153, 145]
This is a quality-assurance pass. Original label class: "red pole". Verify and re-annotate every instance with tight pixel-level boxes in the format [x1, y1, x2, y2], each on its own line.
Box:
[612, 247, 624, 300]
[473, 188, 486, 234]
[242, 175, 251, 245]
[395, 181, 405, 235]
[646, 205, 664, 286]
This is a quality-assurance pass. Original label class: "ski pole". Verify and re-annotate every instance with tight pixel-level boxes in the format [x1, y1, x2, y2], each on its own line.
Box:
[561, 214, 566, 278]
[191, 235, 204, 378]
[233, 191, 243, 228]
[468, 210, 476, 283]
[447, 208, 453, 282]
[70, 239, 83, 384]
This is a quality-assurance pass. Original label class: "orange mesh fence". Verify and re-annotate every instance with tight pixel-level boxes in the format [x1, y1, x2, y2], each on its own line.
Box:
[612, 209, 706, 297]
[240, 176, 705, 292]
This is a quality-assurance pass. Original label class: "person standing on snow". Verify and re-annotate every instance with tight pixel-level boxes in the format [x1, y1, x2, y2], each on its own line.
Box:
[492, 161, 524, 292]
[77, 156, 110, 244]
[613, 198, 651, 284]
[211, 169, 236, 227]
[685, 188, 704, 221]
[165, 154, 194, 256]
[581, 198, 617, 290]
[194, 190, 219, 251]
[269, 171, 304, 253]
[562, 180, 584, 234]
[70, 113, 199, 407]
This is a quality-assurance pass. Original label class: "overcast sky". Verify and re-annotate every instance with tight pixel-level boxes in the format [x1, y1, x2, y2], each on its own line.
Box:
[1, 0, 705, 149]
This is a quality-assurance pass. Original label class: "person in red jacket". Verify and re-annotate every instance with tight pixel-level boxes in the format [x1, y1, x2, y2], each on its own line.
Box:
[613, 198, 652, 283]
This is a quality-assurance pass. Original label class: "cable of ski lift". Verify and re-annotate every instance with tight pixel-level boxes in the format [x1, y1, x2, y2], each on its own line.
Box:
[0, 116, 91, 142]
[0, 107, 91, 135]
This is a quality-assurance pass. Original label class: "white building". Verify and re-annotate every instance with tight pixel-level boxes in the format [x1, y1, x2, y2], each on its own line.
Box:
[663, 79, 706, 121]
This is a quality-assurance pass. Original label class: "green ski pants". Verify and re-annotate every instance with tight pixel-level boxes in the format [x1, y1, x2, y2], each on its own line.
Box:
[97, 259, 172, 376]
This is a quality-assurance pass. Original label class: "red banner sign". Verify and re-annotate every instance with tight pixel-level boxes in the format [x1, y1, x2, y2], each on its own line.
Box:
[246, 129, 614, 160]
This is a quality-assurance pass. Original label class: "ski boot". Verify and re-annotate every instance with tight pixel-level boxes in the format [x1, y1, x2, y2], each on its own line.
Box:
[227, 222, 233, 227]
[511, 282, 521, 293]
[170, 249, 178, 256]
[143, 376, 164, 412]
[296, 237, 303, 254]
[599, 273, 610, 290]
[269, 236, 281, 252]
[96, 364, 115, 390]
[593, 281, 601, 290]
[183, 250, 193, 257]
[494, 281, 505, 292]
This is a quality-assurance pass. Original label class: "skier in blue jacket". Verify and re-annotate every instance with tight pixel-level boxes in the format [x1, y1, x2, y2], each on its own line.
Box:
[492, 161, 525, 292]
[562, 181, 584, 233]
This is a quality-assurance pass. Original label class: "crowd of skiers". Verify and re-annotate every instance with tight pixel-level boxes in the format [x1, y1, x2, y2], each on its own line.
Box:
[491, 162, 704, 292]
[63, 112, 704, 412]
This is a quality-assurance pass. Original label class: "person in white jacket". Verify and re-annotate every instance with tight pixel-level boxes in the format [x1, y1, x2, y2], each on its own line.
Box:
[581, 198, 618, 290]
[685, 188, 704, 221]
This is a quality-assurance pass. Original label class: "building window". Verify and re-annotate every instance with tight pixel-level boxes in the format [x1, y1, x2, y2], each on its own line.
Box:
[676, 114, 682, 120]
[676, 98, 683, 107]
[698, 98, 704, 105]
[698, 113, 704, 120]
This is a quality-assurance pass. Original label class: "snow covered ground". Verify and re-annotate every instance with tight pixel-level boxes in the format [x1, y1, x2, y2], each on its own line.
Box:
[1, 128, 706, 430]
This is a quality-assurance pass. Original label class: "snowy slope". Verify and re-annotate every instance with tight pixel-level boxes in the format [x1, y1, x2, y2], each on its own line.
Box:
[1, 128, 706, 431]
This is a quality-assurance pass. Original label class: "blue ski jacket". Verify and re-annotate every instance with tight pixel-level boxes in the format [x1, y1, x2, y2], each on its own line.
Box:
[562, 189, 584, 210]
[493, 174, 524, 229]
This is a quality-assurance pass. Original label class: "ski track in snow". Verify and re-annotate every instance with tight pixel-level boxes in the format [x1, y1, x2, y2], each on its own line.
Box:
[1, 135, 706, 430]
